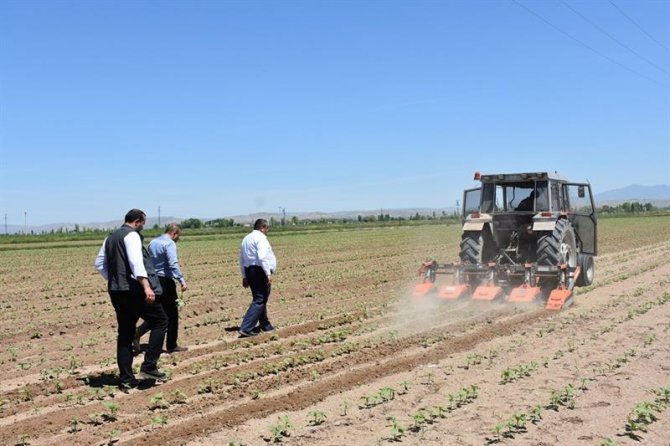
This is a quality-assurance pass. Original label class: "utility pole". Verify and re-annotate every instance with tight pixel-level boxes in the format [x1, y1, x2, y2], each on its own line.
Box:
[4, 213, 7, 235]
[24, 211, 27, 234]
[278, 206, 286, 226]
[158, 205, 161, 227]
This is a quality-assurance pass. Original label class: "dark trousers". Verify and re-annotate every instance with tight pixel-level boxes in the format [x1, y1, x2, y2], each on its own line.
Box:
[138, 277, 180, 350]
[110, 287, 167, 383]
[240, 266, 273, 332]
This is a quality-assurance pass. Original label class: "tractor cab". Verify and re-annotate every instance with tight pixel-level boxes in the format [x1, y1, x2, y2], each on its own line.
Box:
[462, 172, 597, 257]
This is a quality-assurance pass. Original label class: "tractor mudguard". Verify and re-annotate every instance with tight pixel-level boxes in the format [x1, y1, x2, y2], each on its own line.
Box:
[463, 221, 485, 231]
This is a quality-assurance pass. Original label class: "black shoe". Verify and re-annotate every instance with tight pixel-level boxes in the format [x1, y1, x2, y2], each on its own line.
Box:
[119, 379, 139, 391]
[238, 330, 258, 338]
[167, 346, 188, 353]
[260, 325, 275, 333]
[140, 368, 168, 381]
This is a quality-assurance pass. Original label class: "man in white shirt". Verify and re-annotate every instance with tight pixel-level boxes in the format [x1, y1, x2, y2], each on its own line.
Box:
[238, 218, 277, 337]
[95, 209, 168, 389]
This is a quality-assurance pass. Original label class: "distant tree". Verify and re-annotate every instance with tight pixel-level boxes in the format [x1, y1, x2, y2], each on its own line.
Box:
[206, 218, 235, 228]
[181, 218, 203, 229]
[291, 216, 299, 225]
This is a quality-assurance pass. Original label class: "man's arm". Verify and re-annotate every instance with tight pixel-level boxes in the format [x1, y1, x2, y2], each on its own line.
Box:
[239, 244, 249, 288]
[94, 238, 108, 280]
[123, 232, 155, 302]
[166, 242, 187, 290]
[257, 238, 274, 283]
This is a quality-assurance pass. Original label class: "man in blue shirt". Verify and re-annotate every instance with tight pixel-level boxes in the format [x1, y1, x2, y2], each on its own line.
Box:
[136, 223, 189, 353]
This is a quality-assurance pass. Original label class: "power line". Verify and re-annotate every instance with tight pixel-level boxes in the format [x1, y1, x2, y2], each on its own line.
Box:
[560, 0, 670, 78]
[510, 0, 670, 89]
[608, 0, 670, 54]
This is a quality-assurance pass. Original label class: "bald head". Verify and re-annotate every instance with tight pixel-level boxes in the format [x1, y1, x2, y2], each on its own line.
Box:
[165, 223, 182, 241]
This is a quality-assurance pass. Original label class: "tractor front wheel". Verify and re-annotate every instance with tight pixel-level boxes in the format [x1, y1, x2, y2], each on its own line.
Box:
[536, 219, 577, 291]
[576, 253, 595, 287]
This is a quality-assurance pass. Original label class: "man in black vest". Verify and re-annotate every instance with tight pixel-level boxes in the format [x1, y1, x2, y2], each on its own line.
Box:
[95, 209, 168, 389]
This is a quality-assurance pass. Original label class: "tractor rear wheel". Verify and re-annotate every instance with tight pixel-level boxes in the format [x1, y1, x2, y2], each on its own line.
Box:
[460, 229, 495, 291]
[460, 229, 495, 265]
[536, 219, 577, 290]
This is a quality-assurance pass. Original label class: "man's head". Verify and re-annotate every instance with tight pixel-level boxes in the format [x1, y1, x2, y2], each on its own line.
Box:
[124, 209, 146, 231]
[165, 223, 182, 242]
[253, 218, 269, 235]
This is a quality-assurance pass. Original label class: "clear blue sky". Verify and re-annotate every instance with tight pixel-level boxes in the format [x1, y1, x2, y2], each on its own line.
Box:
[1, 0, 669, 226]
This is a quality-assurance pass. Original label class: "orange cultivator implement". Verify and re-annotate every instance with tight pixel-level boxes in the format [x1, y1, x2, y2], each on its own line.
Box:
[508, 284, 542, 303]
[412, 261, 438, 300]
[413, 261, 469, 301]
[508, 264, 541, 303]
[545, 264, 581, 310]
[472, 285, 503, 301]
[471, 262, 503, 301]
[412, 258, 583, 309]
[438, 283, 470, 300]
[412, 282, 436, 300]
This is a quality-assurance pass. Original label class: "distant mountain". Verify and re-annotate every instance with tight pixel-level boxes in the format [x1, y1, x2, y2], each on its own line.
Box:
[5, 185, 670, 236]
[2, 217, 183, 236]
[595, 184, 670, 207]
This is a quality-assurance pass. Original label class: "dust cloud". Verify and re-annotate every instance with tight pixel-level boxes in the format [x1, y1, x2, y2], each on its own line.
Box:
[387, 281, 542, 340]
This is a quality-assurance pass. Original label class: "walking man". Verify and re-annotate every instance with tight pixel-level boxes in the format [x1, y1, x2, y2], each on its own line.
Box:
[95, 209, 168, 389]
[238, 218, 277, 337]
[136, 223, 189, 353]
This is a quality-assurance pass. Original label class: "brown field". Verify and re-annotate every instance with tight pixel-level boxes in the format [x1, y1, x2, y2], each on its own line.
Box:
[1, 216, 669, 446]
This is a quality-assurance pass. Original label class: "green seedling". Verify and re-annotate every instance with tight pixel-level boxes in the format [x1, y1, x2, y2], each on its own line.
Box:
[88, 412, 104, 426]
[269, 415, 293, 443]
[379, 386, 395, 402]
[547, 384, 576, 410]
[386, 416, 406, 442]
[506, 412, 527, 433]
[340, 399, 351, 416]
[102, 401, 120, 421]
[411, 409, 428, 431]
[529, 405, 543, 424]
[106, 429, 120, 446]
[307, 410, 327, 426]
[68, 417, 82, 433]
[149, 393, 170, 410]
[150, 415, 168, 428]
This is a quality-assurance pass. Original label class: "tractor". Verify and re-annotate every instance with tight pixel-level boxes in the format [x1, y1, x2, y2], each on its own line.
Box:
[414, 171, 597, 310]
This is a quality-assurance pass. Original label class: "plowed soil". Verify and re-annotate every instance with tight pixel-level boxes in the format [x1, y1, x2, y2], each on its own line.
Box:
[1, 218, 669, 446]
